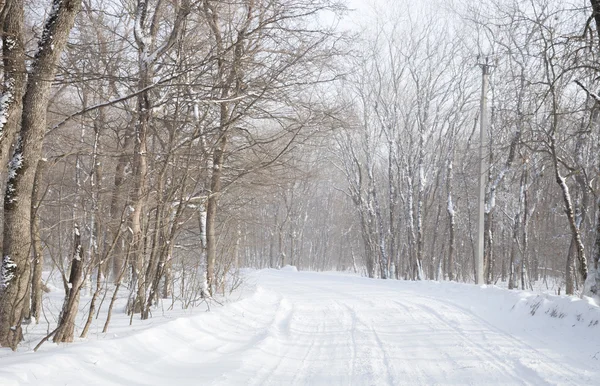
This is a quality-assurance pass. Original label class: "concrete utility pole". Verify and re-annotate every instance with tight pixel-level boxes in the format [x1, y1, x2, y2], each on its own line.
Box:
[476, 58, 490, 285]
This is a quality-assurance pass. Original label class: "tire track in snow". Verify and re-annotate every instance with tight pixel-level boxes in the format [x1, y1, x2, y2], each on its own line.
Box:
[400, 298, 530, 384]
[334, 293, 404, 385]
[287, 304, 334, 385]
[208, 275, 597, 385]
[369, 325, 396, 385]
[404, 294, 583, 385]
[414, 292, 590, 377]
[294, 279, 455, 385]
[338, 302, 358, 385]
[243, 298, 295, 386]
[384, 297, 462, 385]
[398, 296, 576, 385]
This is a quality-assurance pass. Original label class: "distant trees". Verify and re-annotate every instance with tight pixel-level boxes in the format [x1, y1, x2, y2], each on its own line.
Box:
[235, 0, 600, 305]
[329, 7, 477, 281]
[318, 0, 600, 302]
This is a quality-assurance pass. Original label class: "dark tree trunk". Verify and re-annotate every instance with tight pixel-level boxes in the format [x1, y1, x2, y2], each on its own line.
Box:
[0, 0, 81, 350]
[53, 225, 84, 343]
[30, 160, 46, 323]
[0, 0, 26, 185]
[447, 159, 456, 282]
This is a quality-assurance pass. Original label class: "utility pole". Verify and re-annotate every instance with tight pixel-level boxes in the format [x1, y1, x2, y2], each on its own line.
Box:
[476, 58, 490, 285]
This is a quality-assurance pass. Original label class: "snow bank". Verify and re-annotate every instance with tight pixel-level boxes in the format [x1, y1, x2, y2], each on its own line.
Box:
[387, 279, 600, 334]
[513, 292, 599, 327]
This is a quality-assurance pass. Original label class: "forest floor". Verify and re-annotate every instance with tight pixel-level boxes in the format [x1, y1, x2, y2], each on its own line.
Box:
[1, 268, 599, 385]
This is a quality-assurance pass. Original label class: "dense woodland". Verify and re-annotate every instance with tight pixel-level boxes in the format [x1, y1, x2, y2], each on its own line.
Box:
[0, 0, 600, 350]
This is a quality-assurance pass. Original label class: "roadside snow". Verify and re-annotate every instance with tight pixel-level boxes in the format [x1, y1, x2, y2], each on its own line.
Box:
[0, 269, 599, 385]
[280, 265, 298, 272]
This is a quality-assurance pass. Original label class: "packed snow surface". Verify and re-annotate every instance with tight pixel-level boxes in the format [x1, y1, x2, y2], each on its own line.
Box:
[1, 269, 600, 385]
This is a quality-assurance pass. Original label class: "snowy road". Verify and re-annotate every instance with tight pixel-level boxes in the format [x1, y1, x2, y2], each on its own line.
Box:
[1, 269, 599, 385]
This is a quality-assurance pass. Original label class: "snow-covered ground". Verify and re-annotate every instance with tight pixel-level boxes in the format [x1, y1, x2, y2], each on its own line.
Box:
[1, 268, 599, 385]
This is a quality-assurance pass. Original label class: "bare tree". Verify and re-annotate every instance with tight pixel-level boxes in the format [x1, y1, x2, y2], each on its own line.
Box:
[0, 0, 82, 350]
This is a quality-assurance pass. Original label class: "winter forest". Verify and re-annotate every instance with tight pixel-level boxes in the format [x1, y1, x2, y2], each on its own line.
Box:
[0, 0, 600, 357]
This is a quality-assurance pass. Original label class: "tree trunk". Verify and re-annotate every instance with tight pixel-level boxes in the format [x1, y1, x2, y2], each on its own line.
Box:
[0, 0, 81, 350]
[129, 0, 190, 314]
[53, 225, 84, 343]
[585, 195, 600, 298]
[406, 171, 417, 280]
[203, 0, 250, 294]
[429, 202, 442, 279]
[206, 109, 228, 294]
[508, 227, 517, 290]
[484, 212, 494, 284]
[416, 136, 425, 280]
[0, 0, 27, 192]
[554, 170, 588, 286]
[79, 265, 102, 339]
[129, 60, 151, 314]
[0, 0, 28, 350]
[579, 0, 600, 299]
[566, 239, 576, 295]
[520, 163, 530, 291]
[30, 160, 46, 323]
[366, 152, 388, 279]
[387, 138, 397, 278]
[446, 158, 456, 281]
[80, 218, 123, 338]
[145, 201, 183, 317]
[161, 244, 174, 299]
[108, 130, 131, 282]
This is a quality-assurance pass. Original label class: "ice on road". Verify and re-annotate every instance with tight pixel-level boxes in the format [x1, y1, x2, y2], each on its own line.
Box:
[1, 269, 599, 385]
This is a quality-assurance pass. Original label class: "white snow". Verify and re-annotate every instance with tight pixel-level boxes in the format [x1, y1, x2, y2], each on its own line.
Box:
[1, 269, 599, 385]
[447, 195, 455, 216]
[280, 265, 298, 272]
[7, 152, 22, 181]
[0, 81, 14, 137]
[6, 137, 23, 203]
[0, 255, 17, 289]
